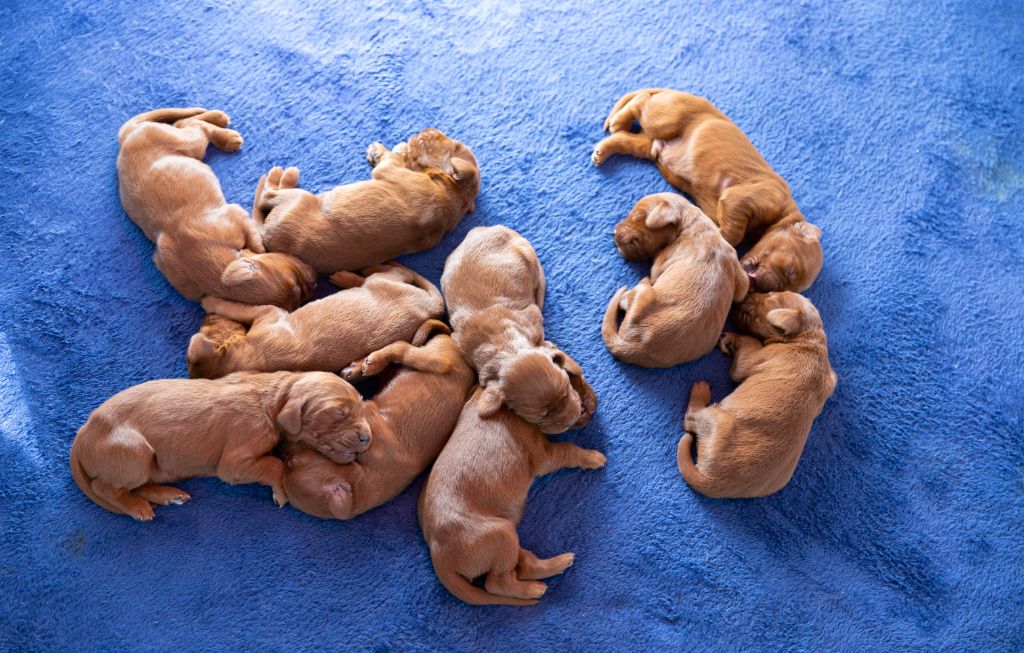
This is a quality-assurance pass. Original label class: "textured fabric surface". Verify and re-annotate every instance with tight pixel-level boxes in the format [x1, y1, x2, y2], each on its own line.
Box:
[2, 1, 1022, 651]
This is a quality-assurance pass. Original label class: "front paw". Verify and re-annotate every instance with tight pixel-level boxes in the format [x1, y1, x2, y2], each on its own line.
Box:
[360, 353, 388, 377]
[366, 142, 387, 167]
[272, 484, 289, 508]
[591, 145, 606, 167]
[219, 129, 244, 152]
[581, 450, 607, 470]
[717, 332, 737, 357]
[340, 360, 365, 381]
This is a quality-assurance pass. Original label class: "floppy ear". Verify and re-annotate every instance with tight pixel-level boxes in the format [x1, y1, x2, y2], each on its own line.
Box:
[449, 157, 478, 185]
[644, 202, 681, 230]
[794, 222, 822, 241]
[277, 396, 305, 436]
[477, 385, 505, 418]
[221, 258, 259, 286]
[766, 308, 802, 335]
[549, 348, 583, 377]
[185, 333, 217, 374]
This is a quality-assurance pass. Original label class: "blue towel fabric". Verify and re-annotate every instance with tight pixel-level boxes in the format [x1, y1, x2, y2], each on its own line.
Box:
[2, 1, 1022, 651]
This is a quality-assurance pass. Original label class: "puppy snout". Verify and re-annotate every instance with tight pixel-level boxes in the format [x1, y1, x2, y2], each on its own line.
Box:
[357, 431, 371, 446]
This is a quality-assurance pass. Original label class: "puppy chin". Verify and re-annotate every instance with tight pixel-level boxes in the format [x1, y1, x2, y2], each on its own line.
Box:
[325, 450, 358, 465]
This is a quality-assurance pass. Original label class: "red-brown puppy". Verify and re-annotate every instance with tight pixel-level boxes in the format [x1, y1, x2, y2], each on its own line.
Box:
[678, 292, 837, 498]
[602, 193, 748, 367]
[117, 108, 315, 308]
[592, 89, 823, 292]
[70, 371, 371, 520]
[278, 320, 475, 520]
[442, 225, 590, 434]
[255, 128, 479, 274]
[187, 263, 443, 378]
[419, 387, 605, 606]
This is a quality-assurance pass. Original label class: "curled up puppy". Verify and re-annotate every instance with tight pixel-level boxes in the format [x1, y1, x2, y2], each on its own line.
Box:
[442, 226, 594, 434]
[69, 371, 371, 520]
[602, 193, 749, 367]
[678, 292, 837, 498]
[187, 262, 444, 378]
[255, 128, 479, 275]
[117, 108, 316, 308]
[593, 89, 823, 292]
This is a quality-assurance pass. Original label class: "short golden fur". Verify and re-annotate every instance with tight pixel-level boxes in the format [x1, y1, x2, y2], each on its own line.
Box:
[117, 108, 316, 308]
[678, 292, 837, 498]
[592, 89, 823, 293]
[602, 193, 748, 367]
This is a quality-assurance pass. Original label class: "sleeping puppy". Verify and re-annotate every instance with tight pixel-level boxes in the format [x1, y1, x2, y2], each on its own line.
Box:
[69, 371, 371, 520]
[419, 387, 606, 606]
[187, 262, 444, 378]
[442, 226, 591, 434]
[592, 89, 823, 292]
[117, 108, 316, 308]
[678, 292, 837, 498]
[602, 193, 749, 367]
[255, 128, 479, 275]
[278, 320, 475, 520]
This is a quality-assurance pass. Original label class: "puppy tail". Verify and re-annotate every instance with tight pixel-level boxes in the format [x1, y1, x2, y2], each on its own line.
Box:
[434, 564, 538, 607]
[677, 433, 723, 498]
[69, 433, 125, 515]
[601, 286, 648, 365]
[118, 107, 208, 143]
[411, 319, 451, 347]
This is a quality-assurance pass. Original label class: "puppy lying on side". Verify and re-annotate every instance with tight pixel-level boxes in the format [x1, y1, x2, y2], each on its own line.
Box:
[254, 128, 479, 275]
[419, 387, 606, 606]
[117, 108, 316, 308]
[602, 193, 749, 367]
[279, 320, 475, 520]
[70, 371, 371, 520]
[592, 89, 823, 293]
[442, 225, 591, 434]
[678, 292, 837, 498]
[187, 262, 444, 378]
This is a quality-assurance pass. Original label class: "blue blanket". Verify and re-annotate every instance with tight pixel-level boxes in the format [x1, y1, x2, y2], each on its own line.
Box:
[2, 1, 1022, 650]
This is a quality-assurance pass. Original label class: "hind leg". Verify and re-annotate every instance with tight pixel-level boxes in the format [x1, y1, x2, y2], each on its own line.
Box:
[604, 89, 654, 133]
[176, 114, 243, 152]
[484, 570, 547, 601]
[593, 131, 655, 166]
[90, 479, 155, 521]
[517, 548, 574, 581]
[134, 484, 191, 506]
[683, 382, 712, 434]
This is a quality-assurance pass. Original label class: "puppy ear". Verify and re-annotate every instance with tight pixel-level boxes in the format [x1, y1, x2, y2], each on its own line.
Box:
[766, 308, 802, 335]
[221, 258, 259, 286]
[277, 397, 305, 436]
[477, 385, 504, 418]
[794, 222, 822, 241]
[449, 157, 478, 184]
[644, 202, 681, 230]
[185, 333, 217, 372]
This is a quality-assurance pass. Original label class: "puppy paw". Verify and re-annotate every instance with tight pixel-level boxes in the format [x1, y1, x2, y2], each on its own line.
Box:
[580, 450, 607, 470]
[200, 295, 221, 314]
[717, 333, 737, 357]
[689, 381, 712, 407]
[129, 502, 156, 522]
[340, 360, 364, 381]
[280, 166, 300, 189]
[272, 485, 289, 508]
[265, 166, 284, 190]
[360, 353, 388, 377]
[217, 129, 244, 152]
[591, 146, 605, 167]
[366, 142, 388, 167]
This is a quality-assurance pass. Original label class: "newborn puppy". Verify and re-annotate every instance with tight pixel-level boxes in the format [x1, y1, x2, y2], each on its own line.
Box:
[117, 108, 316, 308]
[678, 292, 837, 498]
[602, 193, 749, 367]
[69, 371, 371, 520]
[442, 226, 589, 434]
[187, 262, 443, 378]
[279, 320, 475, 520]
[592, 89, 823, 292]
[419, 387, 606, 606]
[255, 128, 479, 274]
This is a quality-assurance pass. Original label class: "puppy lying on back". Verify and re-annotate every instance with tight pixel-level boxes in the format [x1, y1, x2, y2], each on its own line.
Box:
[602, 193, 748, 367]
[442, 225, 591, 434]
[255, 128, 479, 275]
[187, 263, 444, 378]
[678, 292, 837, 498]
[117, 108, 316, 308]
[70, 371, 371, 520]
[592, 89, 823, 293]
[419, 387, 605, 606]
[279, 320, 475, 520]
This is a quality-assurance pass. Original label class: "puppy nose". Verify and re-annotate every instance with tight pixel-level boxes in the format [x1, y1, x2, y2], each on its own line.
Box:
[357, 432, 370, 445]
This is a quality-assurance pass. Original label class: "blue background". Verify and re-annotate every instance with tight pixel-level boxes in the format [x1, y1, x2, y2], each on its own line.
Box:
[2, 1, 1022, 650]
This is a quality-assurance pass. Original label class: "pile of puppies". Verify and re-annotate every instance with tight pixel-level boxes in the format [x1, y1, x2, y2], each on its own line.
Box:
[594, 88, 837, 498]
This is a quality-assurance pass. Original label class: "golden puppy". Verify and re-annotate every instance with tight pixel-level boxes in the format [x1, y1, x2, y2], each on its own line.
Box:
[602, 193, 749, 367]
[187, 262, 443, 378]
[278, 320, 475, 520]
[117, 108, 316, 308]
[592, 89, 823, 292]
[419, 387, 606, 606]
[69, 371, 371, 520]
[678, 292, 837, 498]
[254, 128, 479, 275]
[442, 225, 590, 434]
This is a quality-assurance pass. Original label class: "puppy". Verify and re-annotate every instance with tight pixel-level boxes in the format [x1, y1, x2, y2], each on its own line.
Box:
[117, 108, 316, 308]
[70, 371, 372, 520]
[602, 193, 749, 367]
[678, 292, 837, 498]
[187, 262, 444, 378]
[419, 387, 606, 606]
[592, 89, 823, 292]
[255, 128, 479, 275]
[278, 320, 475, 520]
[442, 225, 590, 434]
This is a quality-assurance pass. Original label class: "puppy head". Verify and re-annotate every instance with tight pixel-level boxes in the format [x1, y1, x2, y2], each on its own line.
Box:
[543, 341, 597, 428]
[277, 373, 372, 464]
[732, 291, 825, 343]
[405, 128, 480, 210]
[478, 349, 583, 434]
[220, 253, 317, 310]
[614, 194, 698, 260]
[186, 314, 246, 378]
[741, 218, 823, 292]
